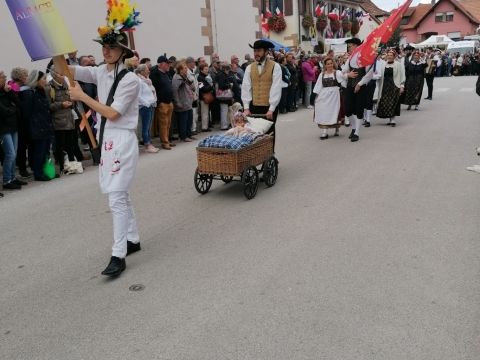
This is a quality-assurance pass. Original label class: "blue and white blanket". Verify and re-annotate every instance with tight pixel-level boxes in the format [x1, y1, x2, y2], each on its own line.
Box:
[198, 134, 255, 150]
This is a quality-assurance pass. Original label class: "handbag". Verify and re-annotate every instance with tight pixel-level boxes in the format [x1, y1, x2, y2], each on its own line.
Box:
[43, 157, 56, 180]
[215, 85, 233, 102]
[201, 91, 215, 104]
[91, 69, 129, 164]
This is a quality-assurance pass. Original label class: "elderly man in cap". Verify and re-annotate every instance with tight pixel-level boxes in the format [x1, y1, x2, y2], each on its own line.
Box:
[342, 37, 374, 142]
[150, 55, 175, 149]
[241, 39, 282, 149]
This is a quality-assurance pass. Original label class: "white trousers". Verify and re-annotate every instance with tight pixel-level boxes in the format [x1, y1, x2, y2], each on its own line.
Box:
[200, 100, 210, 130]
[108, 191, 139, 258]
[191, 106, 198, 132]
[220, 103, 229, 130]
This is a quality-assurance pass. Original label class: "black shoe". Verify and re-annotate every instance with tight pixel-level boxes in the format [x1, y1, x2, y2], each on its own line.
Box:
[3, 182, 21, 190]
[101, 256, 126, 276]
[351, 134, 359, 142]
[320, 134, 329, 140]
[424, 97, 432, 100]
[348, 129, 355, 139]
[127, 241, 141, 256]
[202, 128, 212, 132]
[12, 178, 28, 186]
[19, 170, 32, 178]
[0, 192, 3, 198]
[364, 121, 371, 128]
[34, 175, 51, 182]
[407, 105, 411, 110]
[391, 123, 396, 127]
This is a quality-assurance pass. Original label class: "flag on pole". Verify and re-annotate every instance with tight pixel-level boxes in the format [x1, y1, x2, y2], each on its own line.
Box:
[350, 0, 413, 68]
[315, 3, 322, 17]
[5, 0, 76, 61]
[265, 8, 273, 18]
[275, 7, 283, 16]
[261, 13, 270, 34]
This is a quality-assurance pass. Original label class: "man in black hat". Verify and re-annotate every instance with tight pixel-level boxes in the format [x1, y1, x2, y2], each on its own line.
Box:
[342, 38, 374, 142]
[424, 47, 436, 100]
[241, 39, 282, 149]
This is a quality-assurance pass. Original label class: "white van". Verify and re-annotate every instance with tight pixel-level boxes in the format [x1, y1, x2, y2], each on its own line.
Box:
[447, 40, 478, 54]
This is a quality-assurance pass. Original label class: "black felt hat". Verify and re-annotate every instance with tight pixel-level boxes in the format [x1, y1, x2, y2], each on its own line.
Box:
[345, 38, 362, 46]
[249, 40, 275, 50]
[404, 44, 415, 51]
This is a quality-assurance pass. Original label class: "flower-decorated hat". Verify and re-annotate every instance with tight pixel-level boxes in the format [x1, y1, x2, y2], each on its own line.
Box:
[95, 0, 141, 58]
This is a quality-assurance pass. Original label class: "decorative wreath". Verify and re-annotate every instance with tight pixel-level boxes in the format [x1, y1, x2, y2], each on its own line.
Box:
[316, 15, 328, 32]
[268, 15, 287, 33]
[302, 14, 314, 30]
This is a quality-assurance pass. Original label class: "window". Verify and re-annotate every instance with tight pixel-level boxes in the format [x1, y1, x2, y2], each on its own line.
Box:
[435, 12, 445, 22]
[446, 12, 454, 22]
[400, 16, 410, 25]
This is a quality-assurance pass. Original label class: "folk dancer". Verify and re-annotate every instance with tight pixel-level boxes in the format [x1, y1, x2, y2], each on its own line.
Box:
[424, 47, 436, 100]
[376, 49, 406, 127]
[403, 51, 427, 110]
[342, 38, 374, 142]
[313, 57, 346, 140]
[67, 4, 142, 277]
[241, 40, 282, 150]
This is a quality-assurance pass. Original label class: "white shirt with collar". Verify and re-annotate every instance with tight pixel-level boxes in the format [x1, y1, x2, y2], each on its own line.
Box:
[74, 63, 140, 130]
[241, 58, 283, 112]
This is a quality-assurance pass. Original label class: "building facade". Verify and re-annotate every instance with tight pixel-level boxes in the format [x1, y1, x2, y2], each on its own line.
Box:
[401, 0, 480, 44]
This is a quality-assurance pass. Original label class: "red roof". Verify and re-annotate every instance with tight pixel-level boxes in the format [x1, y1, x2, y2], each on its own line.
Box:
[359, 0, 389, 18]
[456, 0, 480, 23]
[400, 3, 433, 30]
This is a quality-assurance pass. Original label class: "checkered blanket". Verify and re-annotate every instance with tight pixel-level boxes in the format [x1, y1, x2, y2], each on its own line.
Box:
[198, 134, 255, 150]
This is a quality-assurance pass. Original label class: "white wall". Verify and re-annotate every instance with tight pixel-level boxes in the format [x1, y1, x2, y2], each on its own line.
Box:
[0, 0, 259, 74]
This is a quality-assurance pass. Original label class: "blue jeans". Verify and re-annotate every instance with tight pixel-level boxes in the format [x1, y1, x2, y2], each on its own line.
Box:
[176, 110, 192, 140]
[139, 106, 154, 144]
[1, 132, 18, 184]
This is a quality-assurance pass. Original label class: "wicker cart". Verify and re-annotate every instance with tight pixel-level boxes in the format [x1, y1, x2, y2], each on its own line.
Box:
[194, 135, 278, 199]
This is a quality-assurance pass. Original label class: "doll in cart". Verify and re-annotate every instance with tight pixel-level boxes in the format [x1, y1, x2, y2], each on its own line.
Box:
[225, 111, 257, 137]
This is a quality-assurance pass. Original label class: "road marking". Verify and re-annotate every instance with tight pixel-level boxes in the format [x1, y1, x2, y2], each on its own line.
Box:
[459, 87, 474, 92]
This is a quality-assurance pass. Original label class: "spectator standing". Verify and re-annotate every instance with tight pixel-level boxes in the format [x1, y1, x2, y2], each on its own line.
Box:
[150, 56, 175, 150]
[302, 56, 315, 109]
[186, 57, 199, 135]
[0, 70, 27, 190]
[231, 55, 244, 82]
[136, 64, 159, 153]
[216, 63, 236, 130]
[197, 63, 214, 132]
[285, 53, 298, 112]
[172, 61, 196, 142]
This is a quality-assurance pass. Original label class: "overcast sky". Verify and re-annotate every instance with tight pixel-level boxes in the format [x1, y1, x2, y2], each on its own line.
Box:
[374, 0, 432, 11]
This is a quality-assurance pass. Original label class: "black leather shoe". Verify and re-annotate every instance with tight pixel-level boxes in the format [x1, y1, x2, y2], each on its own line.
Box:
[12, 178, 28, 186]
[101, 256, 126, 276]
[127, 241, 141, 256]
[3, 182, 21, 190]
[424, 97, 432, 100]
[320, 134, 329, 140]
[348, 129, 355, 139]
[34, 175, 51, 182]
[364, 121, 371, 128]
[19, 170, 32, 178]
[351, 134, 359, 142]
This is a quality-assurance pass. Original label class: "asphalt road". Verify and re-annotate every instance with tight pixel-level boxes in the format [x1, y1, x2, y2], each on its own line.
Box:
[1, 76, 479, 360]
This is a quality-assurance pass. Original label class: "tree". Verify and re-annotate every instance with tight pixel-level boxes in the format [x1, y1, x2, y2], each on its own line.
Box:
[386, 27, 402, 47]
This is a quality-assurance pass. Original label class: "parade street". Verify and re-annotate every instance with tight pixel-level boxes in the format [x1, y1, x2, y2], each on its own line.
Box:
[1, 75, 479, 359]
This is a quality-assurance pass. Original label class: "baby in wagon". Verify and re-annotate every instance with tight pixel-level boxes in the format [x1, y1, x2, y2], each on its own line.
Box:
[225, 112, 256, 137]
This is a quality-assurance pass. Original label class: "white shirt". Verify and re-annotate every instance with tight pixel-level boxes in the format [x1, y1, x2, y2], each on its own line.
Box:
[137, 76, 157, 108]
[74, 63, 140, 130]
[241, 59, 283, 112]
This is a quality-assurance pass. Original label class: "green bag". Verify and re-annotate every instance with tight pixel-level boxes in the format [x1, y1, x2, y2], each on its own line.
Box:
[43, 157, 56, 180]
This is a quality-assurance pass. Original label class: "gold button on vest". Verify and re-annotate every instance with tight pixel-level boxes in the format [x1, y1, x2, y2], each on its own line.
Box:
[251, 59, 274, 107]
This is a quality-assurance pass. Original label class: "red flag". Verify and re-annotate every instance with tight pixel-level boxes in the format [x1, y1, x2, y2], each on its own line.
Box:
[315, 4, 322, 17]
[265, 8, 272, 18]
[351, 0, 413, 67]
[275, 7, 283, 16]
[261, 13, 270, 34]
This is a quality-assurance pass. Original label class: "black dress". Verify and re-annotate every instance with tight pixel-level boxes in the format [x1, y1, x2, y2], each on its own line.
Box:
[403, 62, 427, 105]
[377, 67, 401, 119]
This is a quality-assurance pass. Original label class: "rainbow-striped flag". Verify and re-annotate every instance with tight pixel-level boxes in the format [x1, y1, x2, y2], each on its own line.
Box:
[5, 0, 76, 61]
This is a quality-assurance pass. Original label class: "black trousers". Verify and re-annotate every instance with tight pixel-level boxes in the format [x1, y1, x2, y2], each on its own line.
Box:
[16, 128, 34, 172]
[364, 81, 376, 110]
[344, 85, 366, 119]
[279, 88, 288, 113]
[425, 74, 434, 98]
[287, 85, 297, 110]
[54, 130, 77, 171]
[250, 104, 278, 151]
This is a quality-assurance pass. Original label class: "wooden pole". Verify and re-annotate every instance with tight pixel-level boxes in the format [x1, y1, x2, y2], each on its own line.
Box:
[52, 56, 98, 150]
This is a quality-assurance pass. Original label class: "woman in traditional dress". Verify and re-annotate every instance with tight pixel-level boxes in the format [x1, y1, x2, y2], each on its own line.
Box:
[376, 49, 406, 127]
[403, 51, 427, 111]
[313, 57, 346, 140]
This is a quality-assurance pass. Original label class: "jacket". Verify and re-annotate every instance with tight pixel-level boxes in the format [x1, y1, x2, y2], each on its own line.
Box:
[150, 66, 173, 104]
[172, 74, 194, 112]
[46, 81, 75, 131]
[20, 88, 53, 140]
[0, 89, 20, 135]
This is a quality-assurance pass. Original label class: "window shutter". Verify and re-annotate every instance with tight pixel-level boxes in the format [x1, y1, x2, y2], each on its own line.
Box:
[284, 0, 293, 16]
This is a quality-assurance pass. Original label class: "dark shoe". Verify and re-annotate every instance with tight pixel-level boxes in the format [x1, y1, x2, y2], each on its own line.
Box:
[424, 97, 432, 100]
[364, 121, 371, 128]
[169, 136, 179, 141]
[407, 105, 411, 110]
[127, 241, 141, 256]
[0, 192, 3, 198]
[191, 131, 198, 135]
[3, 182, 21, 190]
[320, 134, 329, 140]
[348, 129, 355, 139]
[391, 123, 396, 127]
[202, 128, 212, 132]
[19, 170, 32, 178]
[101, 256, 126, 276]
[55, 173, 61, 178]
[34, 175, 51, 182]
[12, 178, 28, 186]
[414, 106, 419, 111]
[350, 134, 359, 142]
[169, 143, 177, 147]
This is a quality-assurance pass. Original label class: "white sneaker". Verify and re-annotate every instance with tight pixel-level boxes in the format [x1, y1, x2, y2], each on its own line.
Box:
[145, 145, 159, 153]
